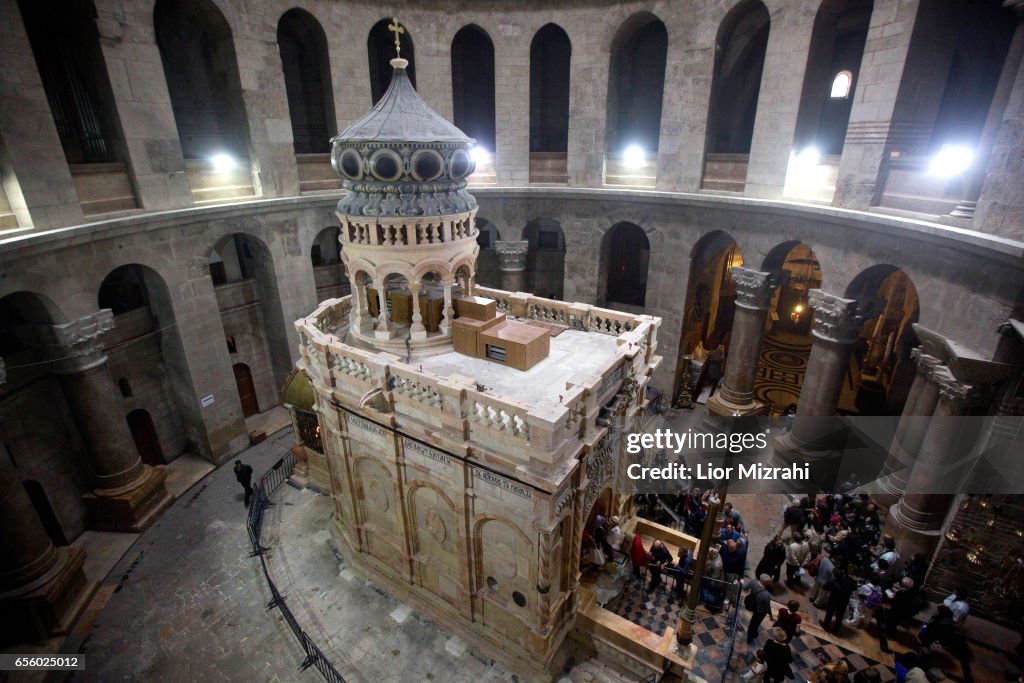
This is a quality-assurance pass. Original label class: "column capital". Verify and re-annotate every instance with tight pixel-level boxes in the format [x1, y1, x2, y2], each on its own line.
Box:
[808, 289, 863, 344]
[910, 347, 943, 377]
[495, 240, 528, 271]
[730, 267, 778, 311]
[51, 310, 114, 373]
[930, 365, 986, 409]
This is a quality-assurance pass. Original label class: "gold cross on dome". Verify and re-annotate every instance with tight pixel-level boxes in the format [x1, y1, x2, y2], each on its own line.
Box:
[388, 18, 405, 57]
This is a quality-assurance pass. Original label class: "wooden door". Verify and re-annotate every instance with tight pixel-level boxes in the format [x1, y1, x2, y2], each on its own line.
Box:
[234, 363, 260, 417]
[127, 409, 165, 465]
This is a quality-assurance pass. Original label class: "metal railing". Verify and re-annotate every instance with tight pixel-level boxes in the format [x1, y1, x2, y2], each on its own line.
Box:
[245, 450, 346, 683]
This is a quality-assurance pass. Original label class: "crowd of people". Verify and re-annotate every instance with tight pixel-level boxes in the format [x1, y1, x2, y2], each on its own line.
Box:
[589, 490, 984, 683]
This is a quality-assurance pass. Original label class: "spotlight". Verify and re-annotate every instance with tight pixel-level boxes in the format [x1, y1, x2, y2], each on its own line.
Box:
[470, 146, 490, 165]
[928, 144, 974, 178]
[210, 153, 237, 173]
[796, 147, 820, 172]
[623, 144, 646, 169]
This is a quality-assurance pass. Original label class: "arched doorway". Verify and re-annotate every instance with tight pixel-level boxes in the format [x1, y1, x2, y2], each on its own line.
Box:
[368, 18, 416, 104]
[754, 242, 823, 413]
[702, 0, 770, 191]
[675, 231, 744, 402]
[126, 409, 164, 466]
[234, 363, 259, 417]
[529, 23, 571, 183]
[23, 480, 67, 547]
[845, 266, 920, 415]
[474, 218, 502, 288]
[523, 218, 565, 299]
[605, 13, 667, 187]
[600, 222, 650, 308]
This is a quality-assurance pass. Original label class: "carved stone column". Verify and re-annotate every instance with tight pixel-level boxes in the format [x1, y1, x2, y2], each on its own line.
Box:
[409, 282, 426, 340]
[52, 310, 173, 532]
[0, 455, 96, 645]
[872, 349, 942, 510]
[707, 268, 779, 416]
[440, 276, 455, 335]
[373, 282, 394, 339]
[887, 366, 984, 559]
[495, 240, 528, 293]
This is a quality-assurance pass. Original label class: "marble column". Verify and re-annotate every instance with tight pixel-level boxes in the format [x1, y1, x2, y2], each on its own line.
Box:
[373, 283, 394, 339]
[707, 268, 780, 416]
[52, 310, 173, 532]
[872, 349, 942, 510]
[776, 291, 865, 460]
[440, 276, 455, 334]
[951, 1, 1024, 219]
[887, 366, 982, 559]
[0, 455, 96, 645]
[495, 241, 528, 293]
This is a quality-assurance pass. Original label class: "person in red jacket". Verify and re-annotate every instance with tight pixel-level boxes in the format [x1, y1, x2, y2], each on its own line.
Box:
[629, 533, 649, 582]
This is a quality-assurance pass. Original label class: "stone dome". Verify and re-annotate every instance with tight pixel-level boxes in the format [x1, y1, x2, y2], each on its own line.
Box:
[330, 58, 478, 217]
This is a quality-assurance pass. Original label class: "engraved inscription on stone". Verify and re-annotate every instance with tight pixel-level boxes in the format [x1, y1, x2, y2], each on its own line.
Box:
[471, 467, 533, 500]
[348, 413, 388, 447]
[403, 437, 451, 467]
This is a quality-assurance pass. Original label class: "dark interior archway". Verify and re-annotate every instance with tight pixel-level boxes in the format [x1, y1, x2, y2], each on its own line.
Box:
[18, 0, 120, 164]
[278, 8, 336, 154]
[523, 218, 565, 299]
[606, 14, 668, 157]
[705, 0, 770, 155]
[368, 18, 416, 104]
[154, 0, 249, 159]
[451, 25, 496, 153]
[602, 222, 650, 308]
[530, 24, 571, 156]
[234, 362, 259, 417]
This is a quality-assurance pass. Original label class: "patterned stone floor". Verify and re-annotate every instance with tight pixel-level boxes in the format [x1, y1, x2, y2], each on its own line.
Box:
[754, 333, 811, 413]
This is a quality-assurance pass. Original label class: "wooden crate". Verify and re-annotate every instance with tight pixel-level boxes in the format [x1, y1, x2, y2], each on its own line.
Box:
[480, 320, 550, 371]
[454, 295, 496, 321]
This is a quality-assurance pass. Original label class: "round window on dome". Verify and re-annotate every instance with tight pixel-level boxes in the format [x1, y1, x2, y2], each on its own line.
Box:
[449, 149, 472, 180]
[369, 149, 404, 182]
[411, 149, 444, 181]
[338, 149, 362, 180]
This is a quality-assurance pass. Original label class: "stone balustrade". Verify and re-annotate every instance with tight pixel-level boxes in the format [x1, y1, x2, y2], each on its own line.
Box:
[294, 288, 661, 468]
[338, 214, 476, 247]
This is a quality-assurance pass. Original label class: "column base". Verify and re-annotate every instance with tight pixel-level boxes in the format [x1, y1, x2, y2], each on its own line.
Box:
[0, 546, 97, 646]
[706, 392, 766, 417]
[84, 464, 173, 533]
[886, 503, 947, 561]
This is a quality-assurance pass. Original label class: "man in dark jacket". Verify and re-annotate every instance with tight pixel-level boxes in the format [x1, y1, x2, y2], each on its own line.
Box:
[821, 567, 857, 634]
[744, 574, 773, 644]
[235, 460, 254, 507]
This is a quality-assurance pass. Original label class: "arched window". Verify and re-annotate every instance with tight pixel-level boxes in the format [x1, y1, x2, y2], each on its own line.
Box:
[368, 19, 416, 104]
[529, 24, 571, 154]
[154, 0, 249, 159]
[18, 0, 118, 163]
[451, 26, 496, 153]
[277, 9, 336, 154]
[830, 71, 853, 99]
[607, 14, 668, 157]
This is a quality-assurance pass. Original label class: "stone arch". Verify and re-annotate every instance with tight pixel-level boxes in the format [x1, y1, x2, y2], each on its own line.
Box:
[205, 232, 291, 409]
[154, 0, 250, 160]
[605, 12, 668, 157]
[352, 456, 402, 555]
[310, 226, 347, 301]
[844, 265, 921, 414]
[368, 18, 416, 104]
[706, 0, 770, 155]
[17, 0, 121, 168]
[412, 258, 453, 282]
[406, 481, 459, 557]
[451, 25, 496, 153]
[96, 264, 191, 462]
[599, 221, 650, 308]
[523, 218, 565, 299]
[529, 23, 571, 183]
[277, 7, 336, 154]
[674, 231, 745, 400]
[473, 515, 534, 615]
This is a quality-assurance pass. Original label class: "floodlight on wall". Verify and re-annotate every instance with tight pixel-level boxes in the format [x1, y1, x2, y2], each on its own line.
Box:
[796, 147, 820, 173]
[470, 146, 490, 165]
[928, 144, 974, 178]
[830, 71, 853, 99]
[623, 144, 646, 169]
[210, 153, 238, 173]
